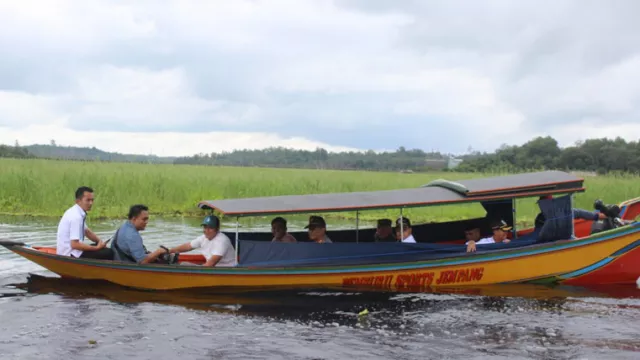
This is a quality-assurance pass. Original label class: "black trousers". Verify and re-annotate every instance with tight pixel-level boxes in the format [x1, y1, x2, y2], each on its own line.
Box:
[78, 248, 114, 260]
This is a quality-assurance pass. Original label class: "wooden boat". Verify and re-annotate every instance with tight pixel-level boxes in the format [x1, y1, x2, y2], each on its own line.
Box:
[1, 170, 639, 291]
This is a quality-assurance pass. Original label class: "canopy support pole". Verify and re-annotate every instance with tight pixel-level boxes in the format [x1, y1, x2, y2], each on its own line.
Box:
[512, 198, 517, 240]
[570, 193, 576, 239]
[235, 216, 239, 266]
[399, 208, 404, 242]
[356, 210, 360, 243]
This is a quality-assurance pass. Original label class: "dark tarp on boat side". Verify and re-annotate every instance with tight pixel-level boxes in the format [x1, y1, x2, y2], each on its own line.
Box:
[536, 194, 574, 243]
[237, 237, 539, 268]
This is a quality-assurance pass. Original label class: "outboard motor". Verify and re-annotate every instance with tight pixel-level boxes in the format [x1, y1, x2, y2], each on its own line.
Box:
[591, 199, 623, 234]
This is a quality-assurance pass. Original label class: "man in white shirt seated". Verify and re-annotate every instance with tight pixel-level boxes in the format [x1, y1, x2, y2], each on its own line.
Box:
[56, 186, 112, 259]
[466, 219, 512, 252]
[168, 215, 237, 267]
[395, 217, 417, 243]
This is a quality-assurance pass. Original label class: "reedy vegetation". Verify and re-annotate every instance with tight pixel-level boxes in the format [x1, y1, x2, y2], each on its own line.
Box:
[1, 158, 639, 227]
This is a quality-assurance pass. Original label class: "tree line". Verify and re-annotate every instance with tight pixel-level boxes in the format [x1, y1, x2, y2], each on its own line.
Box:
[0, 144, 33, 159]
[456, 136, 640, 174]
[3, 136, 640, 174]
[172, 147, 451, 172]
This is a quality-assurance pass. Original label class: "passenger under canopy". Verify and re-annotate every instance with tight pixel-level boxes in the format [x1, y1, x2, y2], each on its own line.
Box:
[195, 171, 586, 266]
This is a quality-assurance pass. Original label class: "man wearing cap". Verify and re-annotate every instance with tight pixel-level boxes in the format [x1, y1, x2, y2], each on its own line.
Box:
[395, 217, 417, 243]
[374, 219, 395, 242]
[466, 219, 511, 252]
[168, 215, 237, 267]
[305, 215, 332, 243]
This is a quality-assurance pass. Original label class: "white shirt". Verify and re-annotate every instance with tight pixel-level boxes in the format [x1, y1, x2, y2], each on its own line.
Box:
[56, 204, 88, 257]
[467, 236, 496, 245]
[401, 234, 417, 243]
[190, 232, 237, 267]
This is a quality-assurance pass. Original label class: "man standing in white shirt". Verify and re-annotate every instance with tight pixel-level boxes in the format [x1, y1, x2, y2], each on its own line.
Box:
[395, 217, 417, 243]
[168, 215, 237, 267]
[466, 219, 512, 252]
[56, 186, 112, 259]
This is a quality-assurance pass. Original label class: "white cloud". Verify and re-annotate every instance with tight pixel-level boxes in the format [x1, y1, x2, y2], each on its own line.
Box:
[0, 0, 639, 156]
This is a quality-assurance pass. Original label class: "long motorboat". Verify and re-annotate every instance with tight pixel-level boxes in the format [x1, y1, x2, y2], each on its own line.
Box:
[1, 170, 639, 291]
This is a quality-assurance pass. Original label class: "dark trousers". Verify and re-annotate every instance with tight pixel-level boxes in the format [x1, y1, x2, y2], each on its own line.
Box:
[78, 248, 114, 260]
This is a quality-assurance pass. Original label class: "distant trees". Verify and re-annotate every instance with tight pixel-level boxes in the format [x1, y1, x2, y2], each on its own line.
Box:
[0, 144, 33, 158]
[456, 136, 640, 174]
[172, 146, 449, 172]
[4, 135, 640, 174]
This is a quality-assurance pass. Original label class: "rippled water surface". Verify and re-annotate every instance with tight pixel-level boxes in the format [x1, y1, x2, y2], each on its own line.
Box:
[1, 216, 640, 360]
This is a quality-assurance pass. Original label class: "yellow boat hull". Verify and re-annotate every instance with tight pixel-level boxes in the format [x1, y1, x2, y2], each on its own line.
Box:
[4, 224, 640, 291]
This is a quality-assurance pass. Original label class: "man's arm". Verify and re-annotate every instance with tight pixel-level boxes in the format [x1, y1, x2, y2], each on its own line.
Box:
[69, 217, 105, 251]
[202, 239, 230, 267]
[84, 228, 102, 244]
[168, 242, 194, 254]
[140, 248, 167, 264]
[71, 240, 106, 251]
[204, 255, 222, 267]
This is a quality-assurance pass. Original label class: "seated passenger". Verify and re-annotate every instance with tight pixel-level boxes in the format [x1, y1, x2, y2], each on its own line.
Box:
[305, 215, 332, 243]
[271, 217, 297, 243]
[56, 186, 112, 260]
[111, 204, 172, 264]
[464, 225, 481, 243]
[374, 219, 395, 242]
[466, 219, 511, 252]
[395, 217, 417, 243]
[168, 215, 237, 267]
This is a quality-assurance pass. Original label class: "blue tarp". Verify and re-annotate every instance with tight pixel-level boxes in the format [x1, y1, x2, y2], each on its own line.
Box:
[537, 194, 573, 243]
[238, 235, 539, 267]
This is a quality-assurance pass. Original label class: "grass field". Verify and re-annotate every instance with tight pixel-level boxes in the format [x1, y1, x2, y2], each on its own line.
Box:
[1, 158, 639, 227]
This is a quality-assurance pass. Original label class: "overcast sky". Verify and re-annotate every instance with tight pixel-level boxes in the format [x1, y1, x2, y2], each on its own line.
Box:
[1, 0, 639, 156]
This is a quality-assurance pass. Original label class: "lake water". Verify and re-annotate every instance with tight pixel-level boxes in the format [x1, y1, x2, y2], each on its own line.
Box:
[1, 216, 640, 360]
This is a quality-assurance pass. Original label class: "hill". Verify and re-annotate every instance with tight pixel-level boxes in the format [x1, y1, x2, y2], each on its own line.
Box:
[24, 144, 176, 164]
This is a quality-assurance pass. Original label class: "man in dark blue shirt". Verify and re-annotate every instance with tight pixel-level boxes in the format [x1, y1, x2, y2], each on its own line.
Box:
[111, 204, 169, 264]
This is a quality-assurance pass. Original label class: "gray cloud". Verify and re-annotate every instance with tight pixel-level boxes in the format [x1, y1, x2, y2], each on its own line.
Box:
[1, 0, 639, 155]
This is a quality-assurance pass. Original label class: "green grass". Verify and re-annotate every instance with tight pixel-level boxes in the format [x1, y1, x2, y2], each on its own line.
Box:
[1, 158, 639, 227]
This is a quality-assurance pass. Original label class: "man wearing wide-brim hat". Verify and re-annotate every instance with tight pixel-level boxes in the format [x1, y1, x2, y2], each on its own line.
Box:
[466, 219, 512, 252]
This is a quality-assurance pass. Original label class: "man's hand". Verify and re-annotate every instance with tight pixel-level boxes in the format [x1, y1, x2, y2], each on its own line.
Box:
[466, 241, 476, 253]
[504, 239, 511, 244]
[95, 240, 107, 250]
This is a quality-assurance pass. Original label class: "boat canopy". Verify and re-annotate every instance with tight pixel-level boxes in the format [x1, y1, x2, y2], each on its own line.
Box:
[197, 170, 585, 217]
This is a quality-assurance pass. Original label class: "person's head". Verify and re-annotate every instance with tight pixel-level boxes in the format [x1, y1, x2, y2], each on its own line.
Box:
[271, 217, 287, 240]
[395, 217, 412, 240]
[376, 219, 393, 238]
[74, 186, 94, 212]
[201, 215, 220, 239]
[464, 225, 481, 242]
[305, 215, 326, 242]
[128, 204, 149, 231]
[490, 219, 512, 242]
